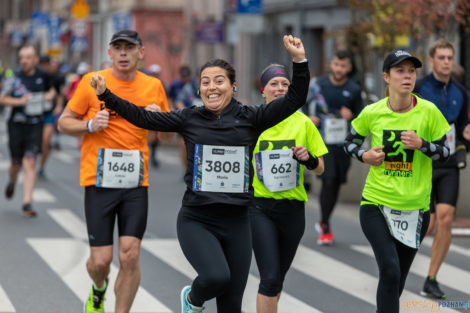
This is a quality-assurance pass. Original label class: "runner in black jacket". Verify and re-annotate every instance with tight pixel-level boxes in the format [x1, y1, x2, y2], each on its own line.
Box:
[90, 35, 309, 313]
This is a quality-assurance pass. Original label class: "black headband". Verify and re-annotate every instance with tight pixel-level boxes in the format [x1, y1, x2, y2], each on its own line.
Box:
[260, 65, 290, 92]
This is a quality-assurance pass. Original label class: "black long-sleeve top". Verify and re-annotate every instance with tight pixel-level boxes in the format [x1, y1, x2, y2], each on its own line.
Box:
[98, 61, 309, 207]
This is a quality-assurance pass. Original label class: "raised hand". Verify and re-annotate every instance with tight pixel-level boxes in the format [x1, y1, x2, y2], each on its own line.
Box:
[283, 35, 306, 63]
[363, 145, 385, 166]
[90, 74, 107, 95]
[90, 109, 110, 132]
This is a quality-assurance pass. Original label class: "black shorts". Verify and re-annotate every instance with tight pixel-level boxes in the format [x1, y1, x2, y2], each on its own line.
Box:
[7, 121, 43, 162]
[84, 186, 148, 246]
[320, 144, 351, 183]
[430, 167, 459, 213]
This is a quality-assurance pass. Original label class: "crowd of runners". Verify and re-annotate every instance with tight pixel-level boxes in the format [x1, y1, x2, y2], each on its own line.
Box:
[1, 29, 469, 313]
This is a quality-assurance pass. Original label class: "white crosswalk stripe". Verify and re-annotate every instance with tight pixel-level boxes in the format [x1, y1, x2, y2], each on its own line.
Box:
[351, 244, 470, 296]
[0, 206, 467, 312]
[0, 285, 15, 312]
[142, 239, 320, 313]
[32, 188, 56, 203]
[422, 236, 470, 257]
[292, 245, 461, 313]
[25, 209, 172, 313]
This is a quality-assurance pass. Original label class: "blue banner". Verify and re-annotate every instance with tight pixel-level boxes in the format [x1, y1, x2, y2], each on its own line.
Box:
[112, 13, 132, 32]
[48, 16, 62, 46]
[237, 0, 262, 14]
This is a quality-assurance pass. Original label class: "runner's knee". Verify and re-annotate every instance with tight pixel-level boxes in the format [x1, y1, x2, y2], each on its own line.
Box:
[258, 277, 282, 297]
[198, 269, 230, 291]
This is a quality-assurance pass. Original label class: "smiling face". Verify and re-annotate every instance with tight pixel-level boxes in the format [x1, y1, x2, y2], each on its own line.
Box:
[108, 41, 143, 74]
[383, 60, 416, 96]
[262, 77, 290, 104]
[200, 66, 236, 114]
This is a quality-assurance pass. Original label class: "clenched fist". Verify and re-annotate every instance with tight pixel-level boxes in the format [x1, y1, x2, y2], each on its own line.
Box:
[363, 146, 385, 166]
[283, 35, 306, 63]
[90, 74, 107, 95]
[90, 109, 110, 132]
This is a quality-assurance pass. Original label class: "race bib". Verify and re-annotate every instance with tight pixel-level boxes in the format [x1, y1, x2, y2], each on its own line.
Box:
[254, 149, 299, 192]
[446, 123, 456, 155]
[96, 149, 143, 188]
[43, 100, 53, 112]
[324, 118, 347, 144]
[192, 144, 249, 193]
[380, 206, 423, 249]
[24, 92, 45, 116]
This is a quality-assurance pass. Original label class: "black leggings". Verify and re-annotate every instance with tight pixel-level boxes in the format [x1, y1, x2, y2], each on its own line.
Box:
[177, 204, 252, 313]
[319, 177, 341, 225]
[249, 198, 305, 297]
[360, 204, 430, 313]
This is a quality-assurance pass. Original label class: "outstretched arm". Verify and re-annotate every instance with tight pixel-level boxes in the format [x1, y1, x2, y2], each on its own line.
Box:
[90, 75, 183, 132]
[255, 35, 310, 131]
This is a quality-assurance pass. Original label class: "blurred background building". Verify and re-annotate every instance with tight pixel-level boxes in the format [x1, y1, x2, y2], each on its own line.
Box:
[1, 0, 470, 214]
[1, 0, 468, 103]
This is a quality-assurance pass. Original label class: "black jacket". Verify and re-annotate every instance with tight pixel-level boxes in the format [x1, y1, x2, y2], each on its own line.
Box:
[98, 62, 309, 207]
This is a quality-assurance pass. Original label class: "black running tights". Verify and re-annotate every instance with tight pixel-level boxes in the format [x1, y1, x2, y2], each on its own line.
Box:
[177, 204, 252, 313]
[360, 204, 429, 313]
[320, 177, 341, 225]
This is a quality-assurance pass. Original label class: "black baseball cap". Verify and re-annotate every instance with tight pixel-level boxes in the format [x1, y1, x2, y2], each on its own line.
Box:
[382, 49, 422, 72]
[109, 30, 142, 46]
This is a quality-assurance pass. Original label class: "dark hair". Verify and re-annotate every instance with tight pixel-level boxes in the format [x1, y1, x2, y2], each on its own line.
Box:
[334, 50, 352, 62]
[180, 65, 191, 77]
[199, 59, 236, 85]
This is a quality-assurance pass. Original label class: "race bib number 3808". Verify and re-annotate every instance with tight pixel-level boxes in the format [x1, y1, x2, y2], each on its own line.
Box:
[96, 149, 144, 188]
[192, 144, 249, 193]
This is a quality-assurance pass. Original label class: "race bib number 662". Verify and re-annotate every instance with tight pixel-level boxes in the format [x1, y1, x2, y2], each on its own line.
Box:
[192, 144, 249, 193]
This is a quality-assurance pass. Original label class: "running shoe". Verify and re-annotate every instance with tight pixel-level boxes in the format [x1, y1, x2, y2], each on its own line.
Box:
[22, 203, 37, 218]
[38, 169, 46, 180]
[4, 183, 15, 199]
[420, 277, 446, 299]
[85, 278, 108, 313]
[315, 222, 335, 245]
[151, 157, 159, 168]
[181, 285, 204, 313]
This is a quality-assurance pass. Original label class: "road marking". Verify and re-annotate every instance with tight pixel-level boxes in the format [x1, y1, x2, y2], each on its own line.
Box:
[52, 150, 80, 164]
[451, 228, 470, 236]
[351, 244, 470, 296]
[48, 209, 88, 241]
[28, 238, 172, 313]
[157, 150, 182, 166]
[292, 245, 461, 313]
[142, 239, 320, 313]
[33, 188, 56, 203]
[0, 285, 15, 312]
[31, 209, 172, 312]
[422, 237, 470, 257]
[0, 160, 9, 170]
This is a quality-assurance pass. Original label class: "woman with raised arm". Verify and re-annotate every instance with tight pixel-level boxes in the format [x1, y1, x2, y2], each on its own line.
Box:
[250, 63, 327, 313]
[90, 35, 309, 313]
[344, 49, 450, 313]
